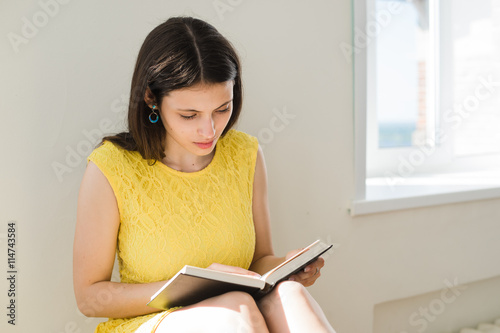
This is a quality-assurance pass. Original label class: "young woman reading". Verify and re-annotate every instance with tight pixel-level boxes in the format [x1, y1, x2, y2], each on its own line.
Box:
[73, 16, 335, 333]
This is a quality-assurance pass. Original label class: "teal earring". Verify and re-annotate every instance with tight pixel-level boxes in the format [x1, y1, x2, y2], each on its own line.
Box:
[149, 105, 159, 123]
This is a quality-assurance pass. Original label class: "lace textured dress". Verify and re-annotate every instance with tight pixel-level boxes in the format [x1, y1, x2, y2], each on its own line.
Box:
[86, 129, 259, 332]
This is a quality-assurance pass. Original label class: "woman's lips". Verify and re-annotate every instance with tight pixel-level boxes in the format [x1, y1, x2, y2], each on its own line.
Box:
[194, 140, 214, 149]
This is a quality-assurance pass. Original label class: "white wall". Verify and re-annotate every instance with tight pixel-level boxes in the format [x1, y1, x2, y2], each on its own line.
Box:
[1, 1, 499, 332]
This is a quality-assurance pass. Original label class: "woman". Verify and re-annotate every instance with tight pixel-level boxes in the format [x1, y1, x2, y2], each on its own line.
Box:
[73, 16, 335, 333]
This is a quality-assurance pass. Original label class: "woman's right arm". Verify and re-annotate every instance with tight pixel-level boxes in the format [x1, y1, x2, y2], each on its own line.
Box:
[73, 161, 165, 318]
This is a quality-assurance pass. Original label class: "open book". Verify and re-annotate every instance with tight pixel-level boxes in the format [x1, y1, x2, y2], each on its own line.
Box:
[147, 240, 333, 310]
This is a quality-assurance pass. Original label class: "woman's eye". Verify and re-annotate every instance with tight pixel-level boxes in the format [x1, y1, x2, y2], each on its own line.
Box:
[180, 108, 229, 120]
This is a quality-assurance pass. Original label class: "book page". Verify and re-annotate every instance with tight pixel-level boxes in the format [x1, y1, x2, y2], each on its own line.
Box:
[262, 241, 332, 286]
[260, 240, 322, 281]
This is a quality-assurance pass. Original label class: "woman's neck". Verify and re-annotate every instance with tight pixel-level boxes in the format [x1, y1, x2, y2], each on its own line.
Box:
[161, 149, 215, 172]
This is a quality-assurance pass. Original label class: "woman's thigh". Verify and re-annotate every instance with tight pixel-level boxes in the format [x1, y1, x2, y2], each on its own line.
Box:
[154, 291, 269, 333]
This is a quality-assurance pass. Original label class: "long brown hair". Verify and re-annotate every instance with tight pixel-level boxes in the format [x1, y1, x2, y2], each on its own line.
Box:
[101, 17, 243, 163]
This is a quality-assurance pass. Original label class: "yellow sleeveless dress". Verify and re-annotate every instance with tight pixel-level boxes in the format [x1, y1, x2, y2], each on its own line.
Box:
[86, 129, 258, 332]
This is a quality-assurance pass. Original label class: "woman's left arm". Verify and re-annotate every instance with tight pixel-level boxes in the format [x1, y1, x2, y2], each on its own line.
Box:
[249, 145, 323, 287]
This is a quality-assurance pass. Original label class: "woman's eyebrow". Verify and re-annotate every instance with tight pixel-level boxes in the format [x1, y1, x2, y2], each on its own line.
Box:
[178, 99, 233, 112]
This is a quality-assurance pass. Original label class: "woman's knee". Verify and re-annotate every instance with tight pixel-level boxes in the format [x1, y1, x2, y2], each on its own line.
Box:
[258, 281, 309, 313]
[207, 291, 268, 332]
[154, 292, 268, 332]
[217, 292, 268, 329]
[273, 280, 309, 301]
[276, 280, 308, 294]
[216, 291, 260, 310]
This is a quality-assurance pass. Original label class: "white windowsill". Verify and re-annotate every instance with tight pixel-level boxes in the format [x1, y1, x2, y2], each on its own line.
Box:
[350, 171, 500, 216]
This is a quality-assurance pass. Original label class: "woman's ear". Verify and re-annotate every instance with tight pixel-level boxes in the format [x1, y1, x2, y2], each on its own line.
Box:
[144, 87, 156, 108]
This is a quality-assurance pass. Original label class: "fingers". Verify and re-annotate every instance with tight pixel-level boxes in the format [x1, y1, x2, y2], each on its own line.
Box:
[288, 271, 320, 287]
[288, 257, 325, 287]
[304, 257, 325, 273]
[302, 267, 321, 286]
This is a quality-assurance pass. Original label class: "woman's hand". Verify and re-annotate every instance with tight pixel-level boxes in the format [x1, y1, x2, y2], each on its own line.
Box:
[207, 263, 262, 278]
[285, 249, 325, 287]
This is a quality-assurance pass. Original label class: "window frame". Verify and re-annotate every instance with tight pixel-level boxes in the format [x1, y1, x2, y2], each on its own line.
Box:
[351, 0, 500, 216]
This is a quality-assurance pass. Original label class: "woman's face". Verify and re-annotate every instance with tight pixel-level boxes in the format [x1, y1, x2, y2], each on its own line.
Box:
[159, 81, 234, 158]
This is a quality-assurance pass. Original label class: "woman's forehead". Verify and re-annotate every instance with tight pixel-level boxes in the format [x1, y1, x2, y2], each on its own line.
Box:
[164, 82, 233, 110]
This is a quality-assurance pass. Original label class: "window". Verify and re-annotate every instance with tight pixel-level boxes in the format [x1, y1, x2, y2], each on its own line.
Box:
[351, 0, 500, 215]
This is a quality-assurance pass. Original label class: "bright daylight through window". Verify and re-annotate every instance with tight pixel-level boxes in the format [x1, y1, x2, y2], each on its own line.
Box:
[351, 0, 500, 215]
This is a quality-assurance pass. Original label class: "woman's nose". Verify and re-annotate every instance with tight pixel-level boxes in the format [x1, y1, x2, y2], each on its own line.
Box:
[198, 115, 216, 138]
